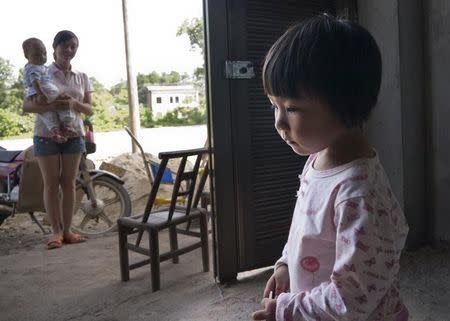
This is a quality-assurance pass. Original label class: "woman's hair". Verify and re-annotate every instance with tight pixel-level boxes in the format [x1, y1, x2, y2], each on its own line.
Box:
[52, 30, 78, 49]
[262, 14, 382, 128]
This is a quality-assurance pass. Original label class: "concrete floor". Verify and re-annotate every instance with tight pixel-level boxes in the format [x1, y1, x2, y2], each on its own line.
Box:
[0, 223, 266, 321]
[1, 216, 450, 321]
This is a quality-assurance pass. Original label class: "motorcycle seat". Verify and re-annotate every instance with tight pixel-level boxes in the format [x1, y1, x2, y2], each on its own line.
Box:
[0, 151, 22, 163]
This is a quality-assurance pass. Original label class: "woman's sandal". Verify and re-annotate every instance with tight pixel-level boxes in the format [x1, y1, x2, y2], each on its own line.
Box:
[47, 236, 63, 250]
[63, 233, 87, 244]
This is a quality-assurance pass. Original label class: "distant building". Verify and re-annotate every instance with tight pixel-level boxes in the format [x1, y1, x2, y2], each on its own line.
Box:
[146, 84, 199, 119]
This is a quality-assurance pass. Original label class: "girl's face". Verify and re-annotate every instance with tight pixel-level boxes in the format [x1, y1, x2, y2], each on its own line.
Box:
[27, 42, 47, 65]
[54, 38, 78, 65]
[268, 95, 346, 156]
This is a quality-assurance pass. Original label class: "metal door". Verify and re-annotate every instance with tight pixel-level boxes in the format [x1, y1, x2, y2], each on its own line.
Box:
[204, 0, 355, 282]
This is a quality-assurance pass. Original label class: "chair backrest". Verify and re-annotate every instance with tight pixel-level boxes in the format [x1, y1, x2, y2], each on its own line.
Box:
[141, 147, 209, 223]
[192, 162, 209, 209]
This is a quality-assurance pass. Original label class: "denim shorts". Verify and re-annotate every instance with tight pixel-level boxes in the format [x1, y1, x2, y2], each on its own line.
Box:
[33, 136, 86, 156]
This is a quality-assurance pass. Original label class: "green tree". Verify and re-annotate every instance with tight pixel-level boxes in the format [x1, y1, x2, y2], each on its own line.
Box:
[136, 73, 150, 105]
[0, 58, 21, 111]
[161, 71, 181, 84]
[146, 71, 162, 84]
[110, 81, 127, 96]
[90, 76, 106, 92]
[154, 105, 206, 127]
[0, 69, 25, 114]
[0, 57, 15, 90]
[140, 105, 153, 128]
[0, 109, 34, 138]
[89, 77, 132, 131]
[176, 18, 204, 55]
[0, 59, 32, 138]
[176, 17, 205, 89]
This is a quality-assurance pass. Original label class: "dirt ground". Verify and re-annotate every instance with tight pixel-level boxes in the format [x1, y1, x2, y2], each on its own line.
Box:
[1, 153, 449, 321]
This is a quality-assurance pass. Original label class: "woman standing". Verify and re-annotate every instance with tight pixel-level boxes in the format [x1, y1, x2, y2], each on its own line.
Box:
[23, 30, 93, 249]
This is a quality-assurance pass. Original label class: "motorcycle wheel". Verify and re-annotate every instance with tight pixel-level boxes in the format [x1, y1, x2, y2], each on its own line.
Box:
[72, 176, 131, 236]
[0, 211, 9, 226]
[0, 204, 12, 226]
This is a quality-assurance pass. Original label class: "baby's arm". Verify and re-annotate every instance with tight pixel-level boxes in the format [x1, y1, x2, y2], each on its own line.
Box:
[275, 197, 404, 321]
[26, 65, 50, 103]
[31, 79, 49, 103]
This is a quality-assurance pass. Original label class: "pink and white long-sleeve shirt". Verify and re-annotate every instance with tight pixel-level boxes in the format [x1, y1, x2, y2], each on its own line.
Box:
[275, 153, 409, 321]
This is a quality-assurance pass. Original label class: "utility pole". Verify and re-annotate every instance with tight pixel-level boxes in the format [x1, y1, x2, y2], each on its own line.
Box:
[121, 0, 140, 153]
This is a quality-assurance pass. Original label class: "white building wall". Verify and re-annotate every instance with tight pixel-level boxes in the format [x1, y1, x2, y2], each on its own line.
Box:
[147, 86, 199, 118]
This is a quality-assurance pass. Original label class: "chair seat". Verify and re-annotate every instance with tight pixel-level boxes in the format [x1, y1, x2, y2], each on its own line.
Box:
[119, 207, 206, 230]
[118, 146, 210, 291]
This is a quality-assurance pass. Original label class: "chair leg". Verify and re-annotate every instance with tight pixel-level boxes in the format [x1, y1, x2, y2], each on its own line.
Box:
[199, 213, 210, 272]
[149, 229, 160, 291]
[169, 226, 179, 263]
[118, 225, 130, 281]
[186, 218, 192, 232]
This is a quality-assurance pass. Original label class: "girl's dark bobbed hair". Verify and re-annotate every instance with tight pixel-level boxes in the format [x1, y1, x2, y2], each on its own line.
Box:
[262, 14, 382, 128]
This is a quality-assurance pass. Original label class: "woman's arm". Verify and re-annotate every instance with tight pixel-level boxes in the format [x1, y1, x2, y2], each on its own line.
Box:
[23, 95, 66, 114]
[70, 91, 93, 116]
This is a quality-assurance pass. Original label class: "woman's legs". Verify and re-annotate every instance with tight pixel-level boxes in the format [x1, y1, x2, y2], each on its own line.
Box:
[59, 153, 82, 237]
[36, 155, 62, 237]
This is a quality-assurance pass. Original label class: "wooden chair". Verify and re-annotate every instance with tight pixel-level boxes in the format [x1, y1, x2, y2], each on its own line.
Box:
[124, 126, 185, 206]
[118, 147, 210, 291]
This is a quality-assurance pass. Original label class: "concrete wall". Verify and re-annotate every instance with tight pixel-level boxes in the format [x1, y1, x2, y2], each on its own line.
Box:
[358, 0, 427, 247]
[425, 0, 450, 244]
[358, 0, 404, 202]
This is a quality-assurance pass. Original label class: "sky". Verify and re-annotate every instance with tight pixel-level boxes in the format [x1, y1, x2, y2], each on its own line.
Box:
[1, 0, 204, 88]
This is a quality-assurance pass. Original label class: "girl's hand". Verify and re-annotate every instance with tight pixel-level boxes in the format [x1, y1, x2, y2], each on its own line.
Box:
[252, 298, 276, 321]
[263, 264, 290, 298]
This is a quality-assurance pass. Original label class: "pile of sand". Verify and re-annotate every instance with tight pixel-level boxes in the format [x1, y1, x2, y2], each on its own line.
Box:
[101, 152, 204, 214]
[104, 152, 177, 214]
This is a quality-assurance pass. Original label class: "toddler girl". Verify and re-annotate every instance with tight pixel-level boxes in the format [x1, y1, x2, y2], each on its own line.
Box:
[252, 14, 409, 321]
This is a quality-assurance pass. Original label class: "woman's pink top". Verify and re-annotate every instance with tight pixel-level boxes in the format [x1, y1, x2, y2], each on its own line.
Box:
[33, 63, 92, 137]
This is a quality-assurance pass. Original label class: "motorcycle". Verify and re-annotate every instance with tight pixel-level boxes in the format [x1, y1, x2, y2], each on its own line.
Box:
[0, 123, 131, 235]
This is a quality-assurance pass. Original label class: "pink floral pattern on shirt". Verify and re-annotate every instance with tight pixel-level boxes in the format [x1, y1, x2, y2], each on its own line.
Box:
[301, 256, 320, 284]
[274, 153, 409, 321]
